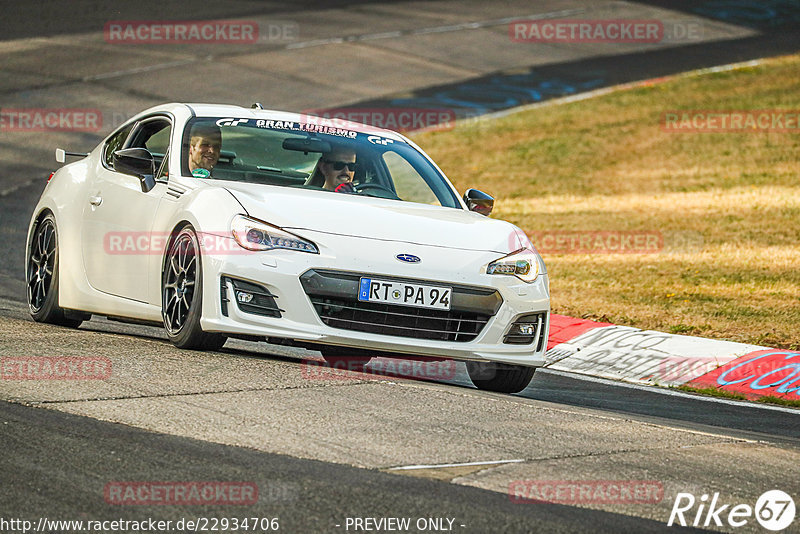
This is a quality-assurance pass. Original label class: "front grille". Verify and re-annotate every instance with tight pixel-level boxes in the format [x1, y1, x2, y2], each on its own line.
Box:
[301, 270, 502, 343]
[309, 296, 490, 342]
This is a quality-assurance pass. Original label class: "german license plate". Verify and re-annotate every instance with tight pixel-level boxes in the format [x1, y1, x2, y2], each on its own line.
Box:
[358, 278, 451, 310]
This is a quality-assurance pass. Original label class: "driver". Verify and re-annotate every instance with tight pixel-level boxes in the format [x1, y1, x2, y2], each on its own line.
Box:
[188, 122, 222, 178]
[318, 148, 358, 193]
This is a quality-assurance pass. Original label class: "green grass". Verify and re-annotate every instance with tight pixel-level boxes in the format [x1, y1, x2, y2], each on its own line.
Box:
[412, 53, 800, 349]
[674, 384, 748, 401]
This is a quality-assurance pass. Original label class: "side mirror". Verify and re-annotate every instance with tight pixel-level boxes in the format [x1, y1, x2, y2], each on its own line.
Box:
[463, 188, 494, 216]
[113, 148, 156, 192]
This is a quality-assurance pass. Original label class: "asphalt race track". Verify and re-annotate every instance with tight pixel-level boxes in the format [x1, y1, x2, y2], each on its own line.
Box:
[1, 1, 800, 533]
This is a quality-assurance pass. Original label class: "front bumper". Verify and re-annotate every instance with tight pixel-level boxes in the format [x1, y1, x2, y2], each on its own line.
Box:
[199, 232, 549, 367]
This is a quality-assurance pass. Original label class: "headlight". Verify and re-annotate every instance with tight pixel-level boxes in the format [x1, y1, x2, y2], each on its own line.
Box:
[231, 215, 318, 253]
[487, 248, 541, 283]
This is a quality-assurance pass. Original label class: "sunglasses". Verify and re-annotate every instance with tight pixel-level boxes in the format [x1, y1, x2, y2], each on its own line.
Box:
[324, 159, 359, 171]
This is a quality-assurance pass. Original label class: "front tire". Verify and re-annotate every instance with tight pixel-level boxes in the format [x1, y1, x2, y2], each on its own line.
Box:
[466, 361, 535, 394]
[162, 226, 226, 350]
[26, 213, 82, 328]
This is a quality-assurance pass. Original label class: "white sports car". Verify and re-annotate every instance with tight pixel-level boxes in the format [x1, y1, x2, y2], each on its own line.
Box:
[26, 103, 550, 393]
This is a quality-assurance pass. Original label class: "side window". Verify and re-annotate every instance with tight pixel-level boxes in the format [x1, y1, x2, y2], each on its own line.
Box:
[103, 124, 133, 168]
[127, 118, 172, 179]
[128, 119, 171, 154]
[144, 125, 171, 156]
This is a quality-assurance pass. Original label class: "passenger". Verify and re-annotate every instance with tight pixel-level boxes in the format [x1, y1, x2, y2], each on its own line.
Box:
[187, 123, 222, 178]
[308, 148, 359, 193]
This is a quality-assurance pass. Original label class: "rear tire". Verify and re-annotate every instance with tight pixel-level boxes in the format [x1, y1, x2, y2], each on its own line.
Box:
[466, 361, 535, 394]
[26, 213, 83, 328]
[162, 226, 227, 350]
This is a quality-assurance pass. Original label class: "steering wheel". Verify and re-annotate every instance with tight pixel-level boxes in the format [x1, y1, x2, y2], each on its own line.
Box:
[354, 182, 400, 199]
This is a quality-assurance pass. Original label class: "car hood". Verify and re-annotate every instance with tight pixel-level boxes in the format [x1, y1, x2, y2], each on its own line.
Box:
[223, 183, 518, 253]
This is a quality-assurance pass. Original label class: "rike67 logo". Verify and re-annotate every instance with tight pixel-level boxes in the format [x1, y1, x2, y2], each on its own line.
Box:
[668, 490, 796, 531]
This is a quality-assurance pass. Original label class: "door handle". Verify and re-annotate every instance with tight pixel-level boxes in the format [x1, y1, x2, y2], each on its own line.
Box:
[89, 195, 103, 206]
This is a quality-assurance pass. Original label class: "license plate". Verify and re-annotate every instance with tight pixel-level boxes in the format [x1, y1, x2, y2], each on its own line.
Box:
[358, 278, 451, 310]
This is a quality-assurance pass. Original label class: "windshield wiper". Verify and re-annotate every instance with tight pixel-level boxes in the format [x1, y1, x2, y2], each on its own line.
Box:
[257, 165, 282, 173]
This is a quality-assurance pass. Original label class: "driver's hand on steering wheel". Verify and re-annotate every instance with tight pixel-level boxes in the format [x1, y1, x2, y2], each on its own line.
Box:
[334, 182, 356, 194]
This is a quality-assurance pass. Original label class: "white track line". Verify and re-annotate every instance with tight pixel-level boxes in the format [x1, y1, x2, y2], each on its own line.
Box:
[541, 369, 800, 414]
[388, 459, 525, 471]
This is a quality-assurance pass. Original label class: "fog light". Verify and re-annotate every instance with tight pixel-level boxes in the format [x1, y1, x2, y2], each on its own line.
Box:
[236, 291, 254, 304]
[504, 313, 547, 346]
[515, 323, 537, 336]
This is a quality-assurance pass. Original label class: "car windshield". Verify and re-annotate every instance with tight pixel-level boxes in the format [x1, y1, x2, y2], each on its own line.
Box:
[181, 117, 461, 208]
